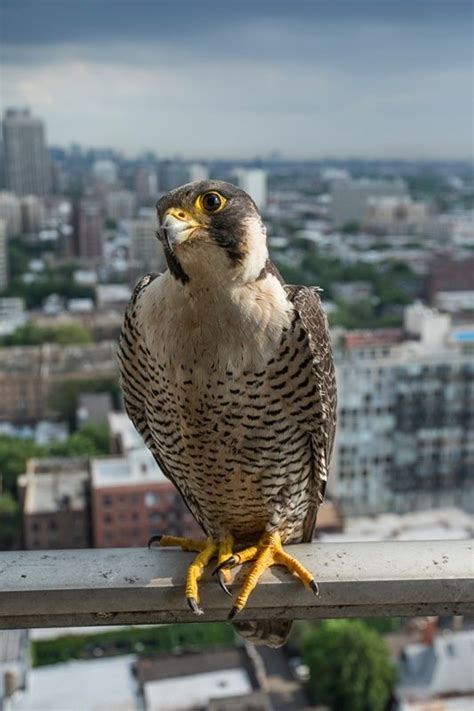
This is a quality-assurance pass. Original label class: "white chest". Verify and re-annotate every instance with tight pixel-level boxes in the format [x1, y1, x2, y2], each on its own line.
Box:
[140, 271, 292, 378]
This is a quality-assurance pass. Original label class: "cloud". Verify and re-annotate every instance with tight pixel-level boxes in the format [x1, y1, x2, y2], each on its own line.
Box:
[1, 1, 472, 158]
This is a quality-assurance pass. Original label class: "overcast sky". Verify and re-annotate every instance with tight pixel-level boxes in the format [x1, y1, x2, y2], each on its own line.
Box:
[1, 0, 473, 159]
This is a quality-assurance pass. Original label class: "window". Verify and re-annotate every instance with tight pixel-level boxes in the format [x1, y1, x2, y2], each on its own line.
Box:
[102, 495, 113, 507]
[145, 492, 159, 507]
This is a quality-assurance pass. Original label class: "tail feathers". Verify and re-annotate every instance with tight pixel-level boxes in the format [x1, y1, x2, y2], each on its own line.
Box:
[233, 619, 292, 648]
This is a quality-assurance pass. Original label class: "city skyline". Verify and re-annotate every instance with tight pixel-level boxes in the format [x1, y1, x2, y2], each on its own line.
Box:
[1, 1, 472, 160]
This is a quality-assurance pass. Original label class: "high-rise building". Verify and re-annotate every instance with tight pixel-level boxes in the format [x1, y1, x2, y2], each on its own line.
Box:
[92, 159, 117, 185]
[104, 190, 136, 222]
[232, 168, 267, 209]
[332, 304, 474, 515]
[124, 208, 166, 277]
[72, 199, 104, 261]
[0, 220, 7, 291]
[0, 192, 21, 237]
[158, 161, 190, 191]
[188, 163, 209, 183]
[135, 165, 158, 206]
[330, 178, 408, 227]
[2, 108, 50, 197]
[20, 195, 45, 234]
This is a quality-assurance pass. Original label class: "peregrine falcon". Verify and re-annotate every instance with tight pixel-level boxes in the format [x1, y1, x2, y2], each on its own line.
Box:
[118, 180, 336, 646]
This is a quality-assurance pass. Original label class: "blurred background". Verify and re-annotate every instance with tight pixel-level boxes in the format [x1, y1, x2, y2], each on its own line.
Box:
[0, 1, 473, 709]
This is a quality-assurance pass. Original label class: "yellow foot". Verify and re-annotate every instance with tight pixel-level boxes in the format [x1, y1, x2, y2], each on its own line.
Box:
[148, 533, 234, 614]
[215, 531, 319, 620]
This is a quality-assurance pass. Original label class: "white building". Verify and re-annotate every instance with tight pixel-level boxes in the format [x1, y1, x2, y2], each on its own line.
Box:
[20, 195, 45, 234]
[330, 178, 408, 227]
[397, 628, 474, 709]
[0, 221, 7, 292]
[95, 283, 131, 310]
[0, 192, 21, 238]
[124, 209, 166, 275]
[0, 297, 26, 335]
[188, 163, 209, 183]
[104, 190, 136, 221]
[2, 108, 50, 197]
[364, 196, 428, 234]
[92, 159, 117, 185]
[135, 165, 158, 206]
[331, 305, 474, 515]
[232, 168, 267, 209]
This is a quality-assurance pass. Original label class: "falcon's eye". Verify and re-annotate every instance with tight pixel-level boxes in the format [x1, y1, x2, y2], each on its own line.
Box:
[197, 191, 226, 214]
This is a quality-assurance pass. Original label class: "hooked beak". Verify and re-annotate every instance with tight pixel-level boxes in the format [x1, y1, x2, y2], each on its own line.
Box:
[161, 208, 201, 251]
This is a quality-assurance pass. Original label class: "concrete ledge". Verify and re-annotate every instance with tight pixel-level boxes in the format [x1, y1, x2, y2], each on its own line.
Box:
[0, 540, 473, 629]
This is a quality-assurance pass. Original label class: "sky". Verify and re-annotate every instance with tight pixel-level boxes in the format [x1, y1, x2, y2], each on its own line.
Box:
[1, 0, 473, 159]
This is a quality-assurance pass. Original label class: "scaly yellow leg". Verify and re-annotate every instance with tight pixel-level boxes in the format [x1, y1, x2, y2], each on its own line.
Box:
[228, 531, 318, 619]
[184, 538, 217, 614]
[148, 534, 233, 613]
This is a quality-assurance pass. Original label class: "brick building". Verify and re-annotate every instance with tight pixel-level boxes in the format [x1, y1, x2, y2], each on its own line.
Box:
[18, 458, 91, 550]
[90, 448, 201, 548]
[0, 341, 118, 423]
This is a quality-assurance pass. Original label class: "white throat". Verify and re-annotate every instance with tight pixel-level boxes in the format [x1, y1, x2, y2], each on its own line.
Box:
[140, 269, 292, 376]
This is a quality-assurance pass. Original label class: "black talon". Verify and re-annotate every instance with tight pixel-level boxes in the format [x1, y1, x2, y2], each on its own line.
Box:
[212, 556, 237, 576]
[187, 597, 204, 615]
[309, 580, 320, 597]
[217, 571, 232, 596]
[148, 535, 162, 549]
[228, 605, 241, 620]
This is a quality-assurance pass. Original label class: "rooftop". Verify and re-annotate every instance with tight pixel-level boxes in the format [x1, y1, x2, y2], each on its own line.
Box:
[137, 647, 263, 711]
[108, 411, 143, 452]
[22, 458, 89, 515]
[12, 654, 138, 711]
[398, 629, 474, 701]
[90, 448, 168, 489]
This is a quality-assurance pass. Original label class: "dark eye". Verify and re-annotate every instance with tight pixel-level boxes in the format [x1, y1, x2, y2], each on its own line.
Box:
[201, 192, 223, 212]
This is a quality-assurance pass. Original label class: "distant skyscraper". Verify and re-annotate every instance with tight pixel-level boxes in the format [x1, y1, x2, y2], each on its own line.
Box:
[2, 108, 50, 197]
[0, 220, 7, 291]
[125, 208, 166, 278]
[73, 200, 104, 261]
[20, 195, 45, 234]
[135, 166, 158, 206]
[188, 164, 209, 183]
[104, 190, 136, 222]
[0, 192, 21, 237]
[330, 178, 408, 227]
[92, 159, 117, 185]
[158, 161, 190, 191]
[232, 168, 267, 209]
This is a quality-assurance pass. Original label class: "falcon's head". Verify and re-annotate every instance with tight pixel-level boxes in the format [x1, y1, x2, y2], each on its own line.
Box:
[156, 180, 268, 285]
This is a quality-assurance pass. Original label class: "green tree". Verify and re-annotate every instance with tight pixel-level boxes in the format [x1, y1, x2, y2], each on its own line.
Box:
[47, 378, 120, 423]
[0, 436, 45, 497]
[0, 492, 21, 548]
[32, 622, 235, 666]
[0, 322, 92, 347]
[49, 423, 110, 457]
[341, 221, 361, 234]
[302, 619, 396, 711]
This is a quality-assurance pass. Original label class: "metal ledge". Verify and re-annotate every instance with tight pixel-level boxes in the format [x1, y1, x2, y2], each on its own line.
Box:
[0, 540, 472, 629]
